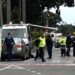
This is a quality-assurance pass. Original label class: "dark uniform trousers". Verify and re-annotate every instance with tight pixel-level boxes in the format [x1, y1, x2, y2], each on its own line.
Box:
[6, 45, 13, 61]
[66, 45, 71, 56]
[39, 47, 44, 61]
[61, 45, 66, 57]
[73, 47, 75, 57]
[47, 46, 52, 58]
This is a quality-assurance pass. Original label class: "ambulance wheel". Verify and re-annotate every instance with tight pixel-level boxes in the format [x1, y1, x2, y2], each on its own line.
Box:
[21, 55, 25, 60]
[1, 55, 5, 61]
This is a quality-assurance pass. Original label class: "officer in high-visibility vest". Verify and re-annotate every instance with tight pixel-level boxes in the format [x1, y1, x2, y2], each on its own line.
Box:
[60, 34, 66, 57]
[38, 32, 46, 62]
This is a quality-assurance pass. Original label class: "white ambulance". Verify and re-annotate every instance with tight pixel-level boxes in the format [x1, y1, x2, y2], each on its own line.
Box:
[1, 24, 30, 61]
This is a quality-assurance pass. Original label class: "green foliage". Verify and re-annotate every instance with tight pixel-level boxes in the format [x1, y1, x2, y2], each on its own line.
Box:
[58, 24, 75, 34]
[11, 7, 20, 23]
[31, 31, 42, 39]
[42, 11, 61, 27]
[2, 0, 73, 25]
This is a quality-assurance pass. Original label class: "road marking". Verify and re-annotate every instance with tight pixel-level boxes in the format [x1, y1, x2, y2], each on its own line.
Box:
[11, 64, 24, 69]
[31, 71, 36, 73]
[37, 72, 41, 75]
[66, 60, 73, 64]
[1, 63, 75, 67]
[0, 65, 13, 71]
[27, 69, 30, 71]
[16, 63, 75, 66]
[0, 64, 24, 71]
[52, 60, 60, 63]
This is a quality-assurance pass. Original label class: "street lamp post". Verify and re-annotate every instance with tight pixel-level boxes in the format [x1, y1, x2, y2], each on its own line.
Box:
[0, 0, 3, 26]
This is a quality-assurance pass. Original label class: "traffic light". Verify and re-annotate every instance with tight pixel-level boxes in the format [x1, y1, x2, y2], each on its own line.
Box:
[65, 0, 74, 7]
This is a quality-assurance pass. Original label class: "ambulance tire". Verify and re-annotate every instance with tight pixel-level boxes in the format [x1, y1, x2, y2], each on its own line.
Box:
[1, 54, 5, 61]
[21, 48, 26, 60]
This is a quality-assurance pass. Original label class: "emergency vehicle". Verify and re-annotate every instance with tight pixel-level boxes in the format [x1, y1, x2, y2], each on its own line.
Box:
[1, 24, 30, 61]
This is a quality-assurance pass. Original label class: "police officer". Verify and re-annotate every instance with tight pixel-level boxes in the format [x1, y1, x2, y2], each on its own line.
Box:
[4, 33, 15, 61]
[72, 36, 75, 57]
[46, 35, 53, 59]
[38, 32, 46, 62]
[66, 34, 72, 57]
[60, 34, 66, 57]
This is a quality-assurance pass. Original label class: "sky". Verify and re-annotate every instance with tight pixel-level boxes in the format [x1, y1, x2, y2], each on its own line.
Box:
[49, 5, 75, 25]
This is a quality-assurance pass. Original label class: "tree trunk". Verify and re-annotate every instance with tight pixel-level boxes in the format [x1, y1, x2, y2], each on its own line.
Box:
[7, 0, 11, 23]
[0, 0, 3, 26]
[22, 0, 26, 23]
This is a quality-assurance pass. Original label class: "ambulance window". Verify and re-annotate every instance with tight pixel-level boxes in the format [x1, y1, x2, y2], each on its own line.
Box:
[2, 29, 26, 38]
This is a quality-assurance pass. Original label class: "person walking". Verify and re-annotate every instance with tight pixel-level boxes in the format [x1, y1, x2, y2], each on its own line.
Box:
[46, 35, 53, 59]
[60, 34, 66, 57]
[38, 32, 46, 62]
[66, 34, 72, 57]
[4, 33, 15, 61]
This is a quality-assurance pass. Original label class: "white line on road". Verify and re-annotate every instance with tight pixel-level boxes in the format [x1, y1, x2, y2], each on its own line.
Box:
[66, 60, 73, 64]
[12, 64, 24, 69]
[0, 64, 24, 71]
[37, 72, 41, 75]
[0, 65, 13, 71]
[13, 63, 75, 66]
[31, 71, 36, 73]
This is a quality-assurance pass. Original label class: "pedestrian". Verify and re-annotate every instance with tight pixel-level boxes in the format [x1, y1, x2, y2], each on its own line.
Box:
[66, 34, 72, 57]
[4, 33, 15, 61]
[46, 35, 53, 59]
[34, 38, 40, 61]
[28, 36, 34, 59]
[72, 36, 75, 57]
[60, 34, 66, 57]
[38, 32, 46, 62]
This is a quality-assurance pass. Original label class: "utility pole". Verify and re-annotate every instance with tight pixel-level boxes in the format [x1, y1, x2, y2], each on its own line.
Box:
[22, 0, 26, 23]
[0, 0, 3, 26]
[7, 0, 11, 23]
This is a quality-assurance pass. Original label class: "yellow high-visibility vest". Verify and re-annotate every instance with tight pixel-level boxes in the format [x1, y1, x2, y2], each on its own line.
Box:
[39, 37, 46, 47]
[60, 37, 66, 45]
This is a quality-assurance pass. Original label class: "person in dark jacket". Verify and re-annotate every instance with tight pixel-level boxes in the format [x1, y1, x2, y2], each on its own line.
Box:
[72, 36, 75, 57]
[66, 34, 72, 57]
[4, 33, 15, 61]
[46, 35, 53, 59]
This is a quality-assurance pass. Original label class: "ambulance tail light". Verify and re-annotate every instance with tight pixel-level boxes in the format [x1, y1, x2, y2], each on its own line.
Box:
[15, 44, 24, 50]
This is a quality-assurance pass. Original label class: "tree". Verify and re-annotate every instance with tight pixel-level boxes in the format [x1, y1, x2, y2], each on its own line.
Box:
[65, 0, 74, 7]
[2, 0, 72, 25]
[58, 24, 74, 34]
[42, 10, 61, 27]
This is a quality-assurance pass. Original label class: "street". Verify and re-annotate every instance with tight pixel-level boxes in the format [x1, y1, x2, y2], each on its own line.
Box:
[0, 47, 75, 75]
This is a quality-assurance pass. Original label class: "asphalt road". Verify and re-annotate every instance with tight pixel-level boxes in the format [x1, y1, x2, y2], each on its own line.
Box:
[0, 47, 75, 75]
